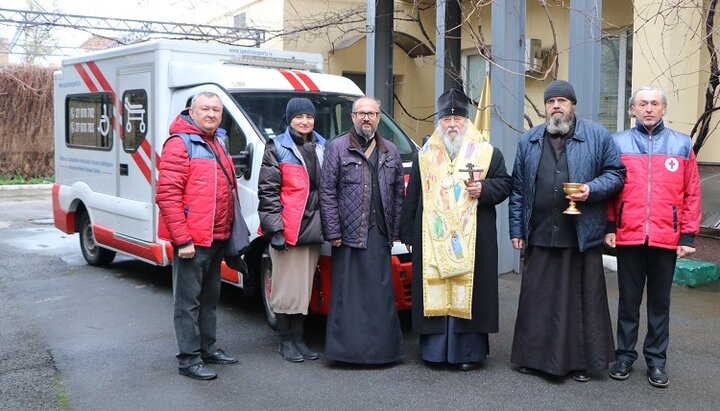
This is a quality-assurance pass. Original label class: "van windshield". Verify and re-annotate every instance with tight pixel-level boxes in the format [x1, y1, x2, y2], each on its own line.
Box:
[230, 92, 417, 162]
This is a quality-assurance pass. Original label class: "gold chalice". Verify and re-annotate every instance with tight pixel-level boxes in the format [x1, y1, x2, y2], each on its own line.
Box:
[562, 182, 583, 215]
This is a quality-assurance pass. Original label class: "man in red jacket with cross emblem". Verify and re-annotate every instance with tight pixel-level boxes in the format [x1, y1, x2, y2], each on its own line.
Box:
[605, 86, 701, 388]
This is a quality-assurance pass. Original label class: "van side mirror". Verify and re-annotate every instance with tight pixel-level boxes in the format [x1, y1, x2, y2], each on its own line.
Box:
[233, 143, 253, 180]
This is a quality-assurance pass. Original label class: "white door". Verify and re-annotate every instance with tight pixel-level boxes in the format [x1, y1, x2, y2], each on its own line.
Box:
[115, 65, 154, 243]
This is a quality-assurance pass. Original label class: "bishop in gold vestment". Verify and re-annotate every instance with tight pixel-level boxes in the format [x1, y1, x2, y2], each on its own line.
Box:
[400, 89, 511, 371]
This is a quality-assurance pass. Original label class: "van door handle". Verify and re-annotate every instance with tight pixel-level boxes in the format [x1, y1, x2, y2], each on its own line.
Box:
[119, 163, 128, 176]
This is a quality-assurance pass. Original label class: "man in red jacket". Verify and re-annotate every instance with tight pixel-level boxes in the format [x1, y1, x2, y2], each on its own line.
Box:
[605, 86, 701, 388]
[157, 92, 238, 380]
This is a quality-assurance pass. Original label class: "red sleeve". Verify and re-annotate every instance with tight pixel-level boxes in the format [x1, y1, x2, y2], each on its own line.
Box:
[156, 137, 192, 246]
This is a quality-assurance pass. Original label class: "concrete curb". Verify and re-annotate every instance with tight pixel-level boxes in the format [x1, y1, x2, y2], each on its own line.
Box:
[0, 184, 53, 190]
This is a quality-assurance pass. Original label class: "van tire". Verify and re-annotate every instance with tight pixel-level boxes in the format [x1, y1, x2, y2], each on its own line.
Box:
[260, 250, 277, 330]
[79, 212, 116, 266]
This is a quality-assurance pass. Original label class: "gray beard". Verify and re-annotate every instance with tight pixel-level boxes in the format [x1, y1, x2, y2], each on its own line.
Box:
[442, 133, 464, 160]
[355, 125, 376, 139]
[546, 112, 574, 135]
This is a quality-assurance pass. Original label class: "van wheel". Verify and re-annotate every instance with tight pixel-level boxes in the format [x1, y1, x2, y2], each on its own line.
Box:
[260, 251, 277, 330]
[79, 212, 116, 266]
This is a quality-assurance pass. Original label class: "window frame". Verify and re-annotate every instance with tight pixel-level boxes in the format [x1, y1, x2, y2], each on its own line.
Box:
[65, 92, 114, 151]
[600, 27, 633, 132]
[121, 89, 148, 153]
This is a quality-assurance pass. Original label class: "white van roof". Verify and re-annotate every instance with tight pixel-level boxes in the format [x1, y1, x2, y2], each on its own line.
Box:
[167, 61, 363, 95]
[61, 39, 324, 72]
[60, 39, 361, 96]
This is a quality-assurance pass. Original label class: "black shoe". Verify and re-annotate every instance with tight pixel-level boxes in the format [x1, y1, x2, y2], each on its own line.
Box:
[422, 360, 444, 369]
[571, 370, 590, 382]
[278, 339, 304, 362]
[179, 363, 217, 380]
[517, 366, 535, 375]
[293, 339, 319, 360]
[459, 363, 477, 371]
[647, 366, 669, 388]
[289, 314, 318, 360]
[609, 359, 632, 380]
[203, 349, 238, 365]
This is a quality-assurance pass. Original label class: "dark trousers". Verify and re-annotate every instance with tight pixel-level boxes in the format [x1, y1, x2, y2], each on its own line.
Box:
[172, 240, 224, 368]
[615, 244, 677, 368]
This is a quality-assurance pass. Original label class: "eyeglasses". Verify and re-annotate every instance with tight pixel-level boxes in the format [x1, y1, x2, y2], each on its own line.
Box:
[352, 111, 379, 119]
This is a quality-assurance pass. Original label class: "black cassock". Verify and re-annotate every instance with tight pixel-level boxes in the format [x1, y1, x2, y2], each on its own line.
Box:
[324, 226, 405, 364]
[324, 148, 404, 364]
[511, 245, 615, 375]
[399, 147, 511, 363]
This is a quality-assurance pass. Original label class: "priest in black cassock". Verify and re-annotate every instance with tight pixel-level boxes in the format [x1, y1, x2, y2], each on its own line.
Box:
[400, 89, 512, 371]
[508, 80, 625, 382]
[319, 96, 406, 365]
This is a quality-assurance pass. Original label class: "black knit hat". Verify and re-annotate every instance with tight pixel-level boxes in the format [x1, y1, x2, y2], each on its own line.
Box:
[437, 88, 470, 118]
[285, 97, 316, 121]
[544, 80, 577, 104]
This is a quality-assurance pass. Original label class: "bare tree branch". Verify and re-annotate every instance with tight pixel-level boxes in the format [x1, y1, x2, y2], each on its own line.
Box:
[692, 0, 719, 154]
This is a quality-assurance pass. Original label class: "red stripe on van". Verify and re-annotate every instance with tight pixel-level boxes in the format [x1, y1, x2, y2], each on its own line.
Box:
[93, 224, 164, 264]
[279, 69, 305, 90]
[293, 71, 319, 91]
[74, 64, 99, 92]
[140, 139, 152, 161]
[86, 62, 114, 95]
[134, 152, 152, 182]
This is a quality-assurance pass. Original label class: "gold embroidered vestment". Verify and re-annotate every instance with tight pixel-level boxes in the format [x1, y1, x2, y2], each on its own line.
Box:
[418, 125, 493, 319]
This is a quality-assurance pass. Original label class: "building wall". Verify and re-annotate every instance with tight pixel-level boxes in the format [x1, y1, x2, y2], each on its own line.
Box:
[280, 0, 364, 54]
[632, 0, 720, 163]
[211, 0, 720, 163]
[390, 2, 443, 140]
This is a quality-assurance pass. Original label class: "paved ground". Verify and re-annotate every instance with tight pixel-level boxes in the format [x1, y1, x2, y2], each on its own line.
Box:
[0, 185, 718, 410]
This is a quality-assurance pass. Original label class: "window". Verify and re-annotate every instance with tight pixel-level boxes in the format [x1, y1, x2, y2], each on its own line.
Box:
[220, 113, 248, 155]
[230, 91, 417, 162]
[121, 89, 148, 152]
[463, 53, 489, 120]
[66, 92, 113, 149]
[599, 29, 633, 132]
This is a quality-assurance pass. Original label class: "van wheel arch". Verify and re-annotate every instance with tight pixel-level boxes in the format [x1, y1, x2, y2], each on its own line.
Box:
[77, 209, 116, 266]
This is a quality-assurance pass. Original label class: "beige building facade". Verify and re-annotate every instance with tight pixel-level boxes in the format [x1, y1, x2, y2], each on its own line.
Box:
[211, 0, 719, 164]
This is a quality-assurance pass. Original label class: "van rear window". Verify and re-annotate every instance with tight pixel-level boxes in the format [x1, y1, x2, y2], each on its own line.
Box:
[230, 92, 417, 162]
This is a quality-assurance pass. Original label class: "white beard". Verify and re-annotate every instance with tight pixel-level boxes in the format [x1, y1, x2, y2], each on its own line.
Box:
[442, 132, 464, 160]
[546, 112, 574, 135]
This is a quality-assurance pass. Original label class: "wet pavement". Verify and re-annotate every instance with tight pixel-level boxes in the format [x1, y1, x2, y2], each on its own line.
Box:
[0, 185, 718, 410]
